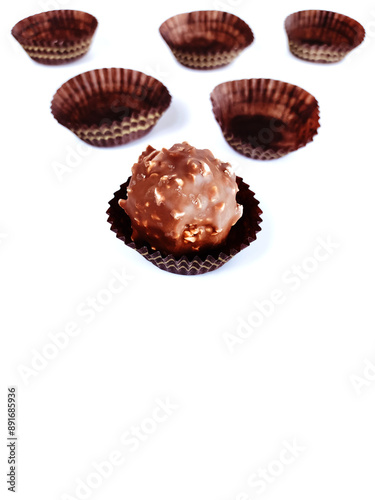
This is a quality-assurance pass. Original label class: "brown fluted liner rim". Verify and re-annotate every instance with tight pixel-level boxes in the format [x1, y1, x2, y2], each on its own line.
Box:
[284, 10, 365, 63]
[107, 176, 262, 275]
[50, 68, 172, 147]
[210, 78, 320, 160]
[11, 10, 98, 64]
[159, 10, 254, 69]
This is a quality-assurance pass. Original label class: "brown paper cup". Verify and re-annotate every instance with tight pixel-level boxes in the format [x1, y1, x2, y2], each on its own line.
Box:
[51, 68, 172, 147]
[211, 79, 320, 160]
[11, 10, 98, 65]
[107, 176, 262, 275]
[159, 10, 254, 70]
[285, 10, 365, 63]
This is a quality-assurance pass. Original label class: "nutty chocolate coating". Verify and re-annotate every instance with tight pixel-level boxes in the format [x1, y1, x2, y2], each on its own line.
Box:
[119, 142, 243, 256]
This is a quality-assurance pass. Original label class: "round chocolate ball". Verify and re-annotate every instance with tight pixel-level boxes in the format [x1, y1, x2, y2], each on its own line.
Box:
[119, 142, 243, 256]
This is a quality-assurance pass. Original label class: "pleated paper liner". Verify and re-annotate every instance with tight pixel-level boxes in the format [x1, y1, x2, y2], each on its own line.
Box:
[11, 10, 98, 65]
[51, 68, 172, 147]
[210, 79, 320, 160]
[107, 176, 262, 275]
[159, 11, 254, 70]
[285, 10, 365, 63]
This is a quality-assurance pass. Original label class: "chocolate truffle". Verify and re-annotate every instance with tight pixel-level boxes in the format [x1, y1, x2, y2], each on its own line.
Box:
[118, 142, 243, 256]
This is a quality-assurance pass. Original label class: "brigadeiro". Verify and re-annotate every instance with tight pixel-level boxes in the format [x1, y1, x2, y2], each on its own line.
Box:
[107, 142, 262, 275]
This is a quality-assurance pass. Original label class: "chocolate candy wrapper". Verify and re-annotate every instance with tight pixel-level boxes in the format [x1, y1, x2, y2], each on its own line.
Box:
[159, 11, 254, 70]
[11, 10, 98, 65]
[51, 68, 172, 147]
[285, 10, 365, 63]
[211, 78, 320, 160]
[107, 177, 262, 275]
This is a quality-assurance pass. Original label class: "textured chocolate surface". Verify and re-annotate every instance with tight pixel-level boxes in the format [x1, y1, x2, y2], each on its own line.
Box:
[119, 143, 243, 256]
[107, 176, 262, 275]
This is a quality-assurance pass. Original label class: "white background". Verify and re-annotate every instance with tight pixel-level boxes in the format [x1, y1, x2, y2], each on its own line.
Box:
[1, 0, 375, 499]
